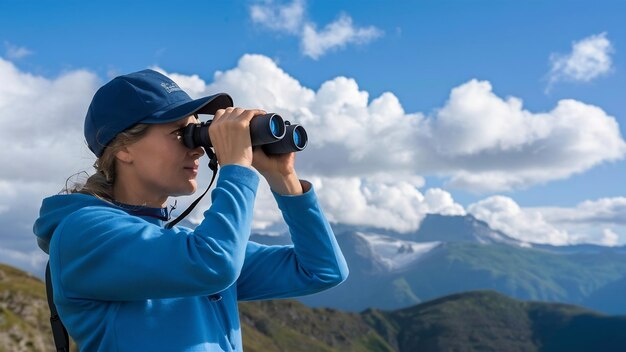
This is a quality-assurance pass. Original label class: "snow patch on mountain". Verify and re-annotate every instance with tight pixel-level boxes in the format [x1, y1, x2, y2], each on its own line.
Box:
[353, 232, 441, 272]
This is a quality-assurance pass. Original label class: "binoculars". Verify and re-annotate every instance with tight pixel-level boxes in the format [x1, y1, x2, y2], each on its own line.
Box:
[180, 113, 308, 155]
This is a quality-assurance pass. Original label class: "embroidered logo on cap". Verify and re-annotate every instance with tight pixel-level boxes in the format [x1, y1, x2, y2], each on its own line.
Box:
[161, 82, 182, 93]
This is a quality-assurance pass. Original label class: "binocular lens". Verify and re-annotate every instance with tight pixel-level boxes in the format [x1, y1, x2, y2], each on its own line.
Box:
[261, 123, 307, 154]
[293, 125, 308, 149]
[294, 127, 304, 148]
[270, 118, 280, 137]
[294, 129, 300, 146]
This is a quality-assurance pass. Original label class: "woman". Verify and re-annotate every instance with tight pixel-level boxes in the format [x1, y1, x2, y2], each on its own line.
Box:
[33, 69, 348, 351]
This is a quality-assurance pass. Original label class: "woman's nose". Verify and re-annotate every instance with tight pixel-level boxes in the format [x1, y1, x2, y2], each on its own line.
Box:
[189, 146, 205, 158]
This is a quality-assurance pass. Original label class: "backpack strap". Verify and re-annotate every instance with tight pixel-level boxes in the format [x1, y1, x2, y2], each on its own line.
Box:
[45, 262, 70, 352]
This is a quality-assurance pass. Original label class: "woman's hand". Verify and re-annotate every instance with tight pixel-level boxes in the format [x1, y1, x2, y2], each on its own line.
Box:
[252, 148, 303, 195]
[209, 107, 303, 195]
[252, 147, 295, 177]
[209, 108, 265, 168]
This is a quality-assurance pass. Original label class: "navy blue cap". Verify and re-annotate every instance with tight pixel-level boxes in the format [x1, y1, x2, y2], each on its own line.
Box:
[84, 69, 233, 157]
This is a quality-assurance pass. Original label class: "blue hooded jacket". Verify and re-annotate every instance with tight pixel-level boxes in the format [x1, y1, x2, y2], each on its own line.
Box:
[33, 165, 349, 351]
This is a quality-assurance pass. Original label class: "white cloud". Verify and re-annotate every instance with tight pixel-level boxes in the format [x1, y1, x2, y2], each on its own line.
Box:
[250, 0, 305, 34]
[600, 228, 620, 246]
[468, 196, 570, 245]
[301, 15, 383, 60]
[547, 32, 614, 90]
[3, 41, 33, 60]
[308, 176, 465, 233]
[249, 1, 383, 59]
[189, 55, 626, 192]
[468, 196, 626, 246]
[432, 80, 626, 191]
[0, 58, 99, 182]
[537, 197, 626, 225]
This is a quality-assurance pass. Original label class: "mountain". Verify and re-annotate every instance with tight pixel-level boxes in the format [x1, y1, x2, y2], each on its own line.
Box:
[0, 263, 61, 351]
[242, 290, 626, 352]
[239, 299, 393, 352]
[329, 214, 527, 247]
[409, 213, 526, 246]
[535, 242, 626, 255]
[362, 290, 626, 352]
[250, 214, 626, 314]
[3, 263, 626, 352]
[583, 275, 626, 315]
[295, 230, 435, 311]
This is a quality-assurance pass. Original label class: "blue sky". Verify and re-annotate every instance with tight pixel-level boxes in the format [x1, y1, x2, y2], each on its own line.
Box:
[1, 0, 626, 274]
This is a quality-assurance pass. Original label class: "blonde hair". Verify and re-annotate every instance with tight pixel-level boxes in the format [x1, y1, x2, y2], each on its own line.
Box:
[63, 123, 151, 200]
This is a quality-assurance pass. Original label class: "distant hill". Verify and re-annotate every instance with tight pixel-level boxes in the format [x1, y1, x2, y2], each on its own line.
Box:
[3, 263, 626, 351]
[584, 275, 626, 315]
[238, 300, 393, 351]
[250, 215, 626, 314]
[362, 290, 626, 352]
[0, 263, 60, 351]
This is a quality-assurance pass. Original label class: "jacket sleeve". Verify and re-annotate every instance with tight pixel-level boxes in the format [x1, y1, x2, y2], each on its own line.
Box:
[50, 165, 259, 301]
[236, 180, 349, 301]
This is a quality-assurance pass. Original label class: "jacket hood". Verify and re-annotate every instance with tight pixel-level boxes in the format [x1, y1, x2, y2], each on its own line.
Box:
[33, 193, 170, 254]
[34, 193, 110, 254]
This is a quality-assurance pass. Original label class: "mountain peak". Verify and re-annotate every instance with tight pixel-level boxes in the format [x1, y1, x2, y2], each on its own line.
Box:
[411, 213, 527, 246]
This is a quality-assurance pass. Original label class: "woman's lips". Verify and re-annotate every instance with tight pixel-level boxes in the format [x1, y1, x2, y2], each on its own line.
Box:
[184, 166, 199, 175]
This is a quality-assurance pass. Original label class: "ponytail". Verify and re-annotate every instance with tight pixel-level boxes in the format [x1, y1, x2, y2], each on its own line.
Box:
[62, 123, 151, 200]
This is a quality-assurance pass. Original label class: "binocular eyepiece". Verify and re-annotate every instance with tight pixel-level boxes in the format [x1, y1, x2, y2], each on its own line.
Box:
[180, 113, 308, 155]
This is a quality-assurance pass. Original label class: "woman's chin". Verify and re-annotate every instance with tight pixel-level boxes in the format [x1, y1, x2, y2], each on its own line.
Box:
[170, 181, 197, 197]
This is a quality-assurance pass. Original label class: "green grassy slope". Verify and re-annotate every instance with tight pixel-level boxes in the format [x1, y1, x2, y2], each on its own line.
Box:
[0, 263, 63, 351]
[3, 263, 626, 352]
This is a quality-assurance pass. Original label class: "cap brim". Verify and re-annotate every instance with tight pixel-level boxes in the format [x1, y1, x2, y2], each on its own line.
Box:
[141, 93, 233, 124]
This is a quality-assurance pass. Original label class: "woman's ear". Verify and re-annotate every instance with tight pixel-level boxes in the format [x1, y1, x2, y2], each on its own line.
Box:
[115, 147, 133, 164]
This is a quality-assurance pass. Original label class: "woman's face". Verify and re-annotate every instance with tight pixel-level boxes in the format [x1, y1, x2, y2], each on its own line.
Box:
[120, 115, 205, 204]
